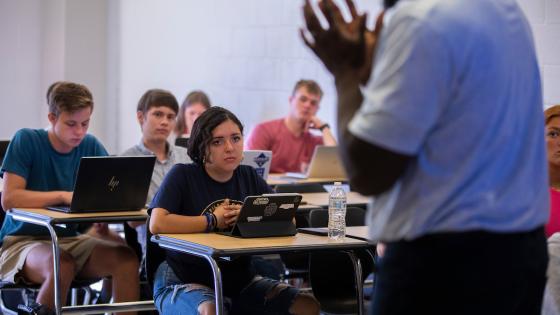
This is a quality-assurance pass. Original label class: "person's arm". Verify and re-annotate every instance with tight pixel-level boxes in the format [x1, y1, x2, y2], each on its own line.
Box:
[149, 201, 235, 234]
[335, 76, 411, 196]
[1, 172, 72, 210]
[308, 116, 337, 145]
[301, 0, 411, 196]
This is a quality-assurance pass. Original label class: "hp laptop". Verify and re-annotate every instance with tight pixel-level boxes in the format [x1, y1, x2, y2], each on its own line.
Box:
[241, 150, 273, 180]
[204, 193, 302, 238]
[285, 146, 346, 179]
[47, 156, 156, 213]
[0, 140, 9, 164]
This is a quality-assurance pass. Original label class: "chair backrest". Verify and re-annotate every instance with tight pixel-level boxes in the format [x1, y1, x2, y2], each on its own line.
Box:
[308, 206, 366, 228]
[274, 183, 326, 193]
[145, 216, 166, 290]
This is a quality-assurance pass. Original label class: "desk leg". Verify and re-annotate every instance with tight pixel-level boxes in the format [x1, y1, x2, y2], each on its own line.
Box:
[45, 224, 62, 315]
[347, 251, 364, 315]
[203, 256, 224, 315]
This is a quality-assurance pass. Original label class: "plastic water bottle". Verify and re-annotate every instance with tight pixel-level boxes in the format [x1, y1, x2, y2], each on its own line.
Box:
[328, 182, 347, 240]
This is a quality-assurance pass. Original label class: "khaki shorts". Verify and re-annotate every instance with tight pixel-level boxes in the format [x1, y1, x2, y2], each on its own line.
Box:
[0, 234, 114, 284]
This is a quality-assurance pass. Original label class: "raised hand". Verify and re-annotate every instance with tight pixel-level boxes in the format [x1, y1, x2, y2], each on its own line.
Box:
[301, 0, 384, 84]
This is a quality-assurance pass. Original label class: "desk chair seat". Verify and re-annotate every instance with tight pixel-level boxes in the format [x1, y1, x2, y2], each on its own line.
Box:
[308, 207, 375, 314]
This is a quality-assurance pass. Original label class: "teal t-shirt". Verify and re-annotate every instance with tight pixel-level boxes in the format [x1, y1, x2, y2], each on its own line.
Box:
[0, 128, 108, 246]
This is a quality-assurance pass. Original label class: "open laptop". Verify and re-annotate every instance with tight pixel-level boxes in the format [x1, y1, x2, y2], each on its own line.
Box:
[205, 193, 302, 238]
[47, 156, 156, 213]
[0, 140, 9, 164]
[241, 150, 273, 180]
[285, 145, 346, 179]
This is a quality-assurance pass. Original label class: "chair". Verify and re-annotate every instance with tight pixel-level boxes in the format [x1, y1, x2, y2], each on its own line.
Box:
[308, 207, 375, 314]
[0, 192, 102, 314]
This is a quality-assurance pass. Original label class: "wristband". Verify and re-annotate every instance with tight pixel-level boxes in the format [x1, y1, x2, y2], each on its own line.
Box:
[211, 213, 218, 231]
[318, 123, 330, 131]
[204, 212, 213, 233]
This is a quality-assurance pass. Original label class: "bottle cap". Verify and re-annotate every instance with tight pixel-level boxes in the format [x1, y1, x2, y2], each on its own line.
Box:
[334, 181, 342, 186]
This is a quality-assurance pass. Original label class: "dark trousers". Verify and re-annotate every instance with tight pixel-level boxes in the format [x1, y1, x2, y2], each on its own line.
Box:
[371, 227, 548, 315]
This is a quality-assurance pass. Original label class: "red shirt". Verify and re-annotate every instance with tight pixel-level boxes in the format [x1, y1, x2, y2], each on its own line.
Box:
[546, 188, 560, 238]
[245, 119, 323, 173]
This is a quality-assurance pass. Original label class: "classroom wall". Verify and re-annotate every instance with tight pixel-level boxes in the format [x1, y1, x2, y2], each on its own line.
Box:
[0, 0, 558, 154]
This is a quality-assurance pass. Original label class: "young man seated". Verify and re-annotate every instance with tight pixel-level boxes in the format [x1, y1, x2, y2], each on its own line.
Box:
[245, 79, 336, 173]
[0, 81, 139, 315]
[122, 88, 190, 261]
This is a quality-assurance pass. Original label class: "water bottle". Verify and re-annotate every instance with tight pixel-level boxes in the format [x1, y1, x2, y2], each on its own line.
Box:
[328, 182, 347, 240]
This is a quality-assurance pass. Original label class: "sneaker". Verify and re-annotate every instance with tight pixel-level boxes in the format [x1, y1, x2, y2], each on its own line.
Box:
[17, 302, 55, 315]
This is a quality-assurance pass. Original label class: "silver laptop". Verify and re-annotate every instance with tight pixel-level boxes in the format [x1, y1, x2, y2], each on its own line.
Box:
[47, 156, 156, 213]
[241, 150, 272, 180]
[285, 146, 346, 179]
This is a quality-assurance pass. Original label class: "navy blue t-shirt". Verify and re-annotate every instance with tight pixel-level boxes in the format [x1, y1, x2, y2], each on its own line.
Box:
[150, 163, 272, 294]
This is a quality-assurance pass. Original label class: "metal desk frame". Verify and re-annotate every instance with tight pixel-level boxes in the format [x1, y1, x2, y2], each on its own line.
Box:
[7, 208, 156, 315]
[153, 233, 373, 315]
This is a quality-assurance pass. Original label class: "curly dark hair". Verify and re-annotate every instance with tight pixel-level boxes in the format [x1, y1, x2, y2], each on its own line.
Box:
[187, 106, 244, 164]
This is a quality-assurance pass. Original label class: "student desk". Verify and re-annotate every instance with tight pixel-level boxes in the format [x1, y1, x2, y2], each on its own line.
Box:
[267, 173, 347, 186]
[301, 191, 370, 208]
[6, 208, 154, 315]
[152, 232, 373, 315]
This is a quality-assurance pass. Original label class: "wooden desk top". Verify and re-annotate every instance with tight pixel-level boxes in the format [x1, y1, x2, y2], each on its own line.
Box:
[267, 174, 347, 186]
[301, 192, 370, 207]
[155, 232, 370, 256]
[9, 208, 148, 223]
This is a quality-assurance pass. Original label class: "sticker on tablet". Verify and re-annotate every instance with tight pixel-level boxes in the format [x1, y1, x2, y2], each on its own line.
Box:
[247, 216, 262, 222]
[279, 203, 295, 210]
[264, 203, 278, 216]
[253, 197, 269, 205]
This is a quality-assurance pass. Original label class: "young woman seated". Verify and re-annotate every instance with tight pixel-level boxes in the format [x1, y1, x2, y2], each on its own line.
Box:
[149, 106, 320, 315]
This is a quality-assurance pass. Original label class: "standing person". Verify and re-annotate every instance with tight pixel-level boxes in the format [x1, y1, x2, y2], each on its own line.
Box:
[302, 0, 548, 314]
[175, 90, 211, 139]
[122, 88, 191, 260]
[245, 79, 336, 173]
[149, 106, 320, 315]
[0, 81, 139, 315]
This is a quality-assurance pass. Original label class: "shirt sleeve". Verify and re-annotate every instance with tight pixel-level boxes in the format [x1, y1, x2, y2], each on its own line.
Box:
[0, 129, 34, 179]
[245, 123, 271, 150]
[348, 16, 452, 155]
[149, 164, 186, 214]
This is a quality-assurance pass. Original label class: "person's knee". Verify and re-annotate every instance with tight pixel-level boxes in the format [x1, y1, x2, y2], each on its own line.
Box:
[289, 293, 320, 315]
[197, 300, 216, 315]
[110, 245, 139, 269]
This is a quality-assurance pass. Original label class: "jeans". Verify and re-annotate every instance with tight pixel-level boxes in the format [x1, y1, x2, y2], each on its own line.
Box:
[153, 261, 299, 315]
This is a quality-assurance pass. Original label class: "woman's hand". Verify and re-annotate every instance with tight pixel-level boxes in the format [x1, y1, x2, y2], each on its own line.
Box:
[213, 199, 242, 229]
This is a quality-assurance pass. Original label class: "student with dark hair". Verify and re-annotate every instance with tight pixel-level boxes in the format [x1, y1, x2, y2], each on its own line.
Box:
[122, 88, 191, 259]
[175, 90, 211, 139]
[245, 79, 337, 173]
[149, 106, 320, 315]
[0, 81, 139, 315]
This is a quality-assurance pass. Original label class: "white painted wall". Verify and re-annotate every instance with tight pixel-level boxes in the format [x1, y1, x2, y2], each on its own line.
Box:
[0, 0, 558, 154]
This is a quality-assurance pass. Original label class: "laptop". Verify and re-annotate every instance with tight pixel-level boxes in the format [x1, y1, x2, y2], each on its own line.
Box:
[47, 156, 156, 213]
[204, 193, 302, 238]
[0, 140, 9, 164]
[175, 137, 189, 149]
[241, 150, 273, 180]
[285, 145, 346, 179]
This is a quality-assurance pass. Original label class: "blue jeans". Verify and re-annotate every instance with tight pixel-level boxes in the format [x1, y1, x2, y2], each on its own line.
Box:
[153, 261, 299, 315]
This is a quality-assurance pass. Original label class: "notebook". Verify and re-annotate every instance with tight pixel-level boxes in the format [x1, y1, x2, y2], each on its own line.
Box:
[203, 193, 302, 238]
[47, 156, 156, 213]
[285, 145, 346, 179]
[241, 150, 273, 180]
